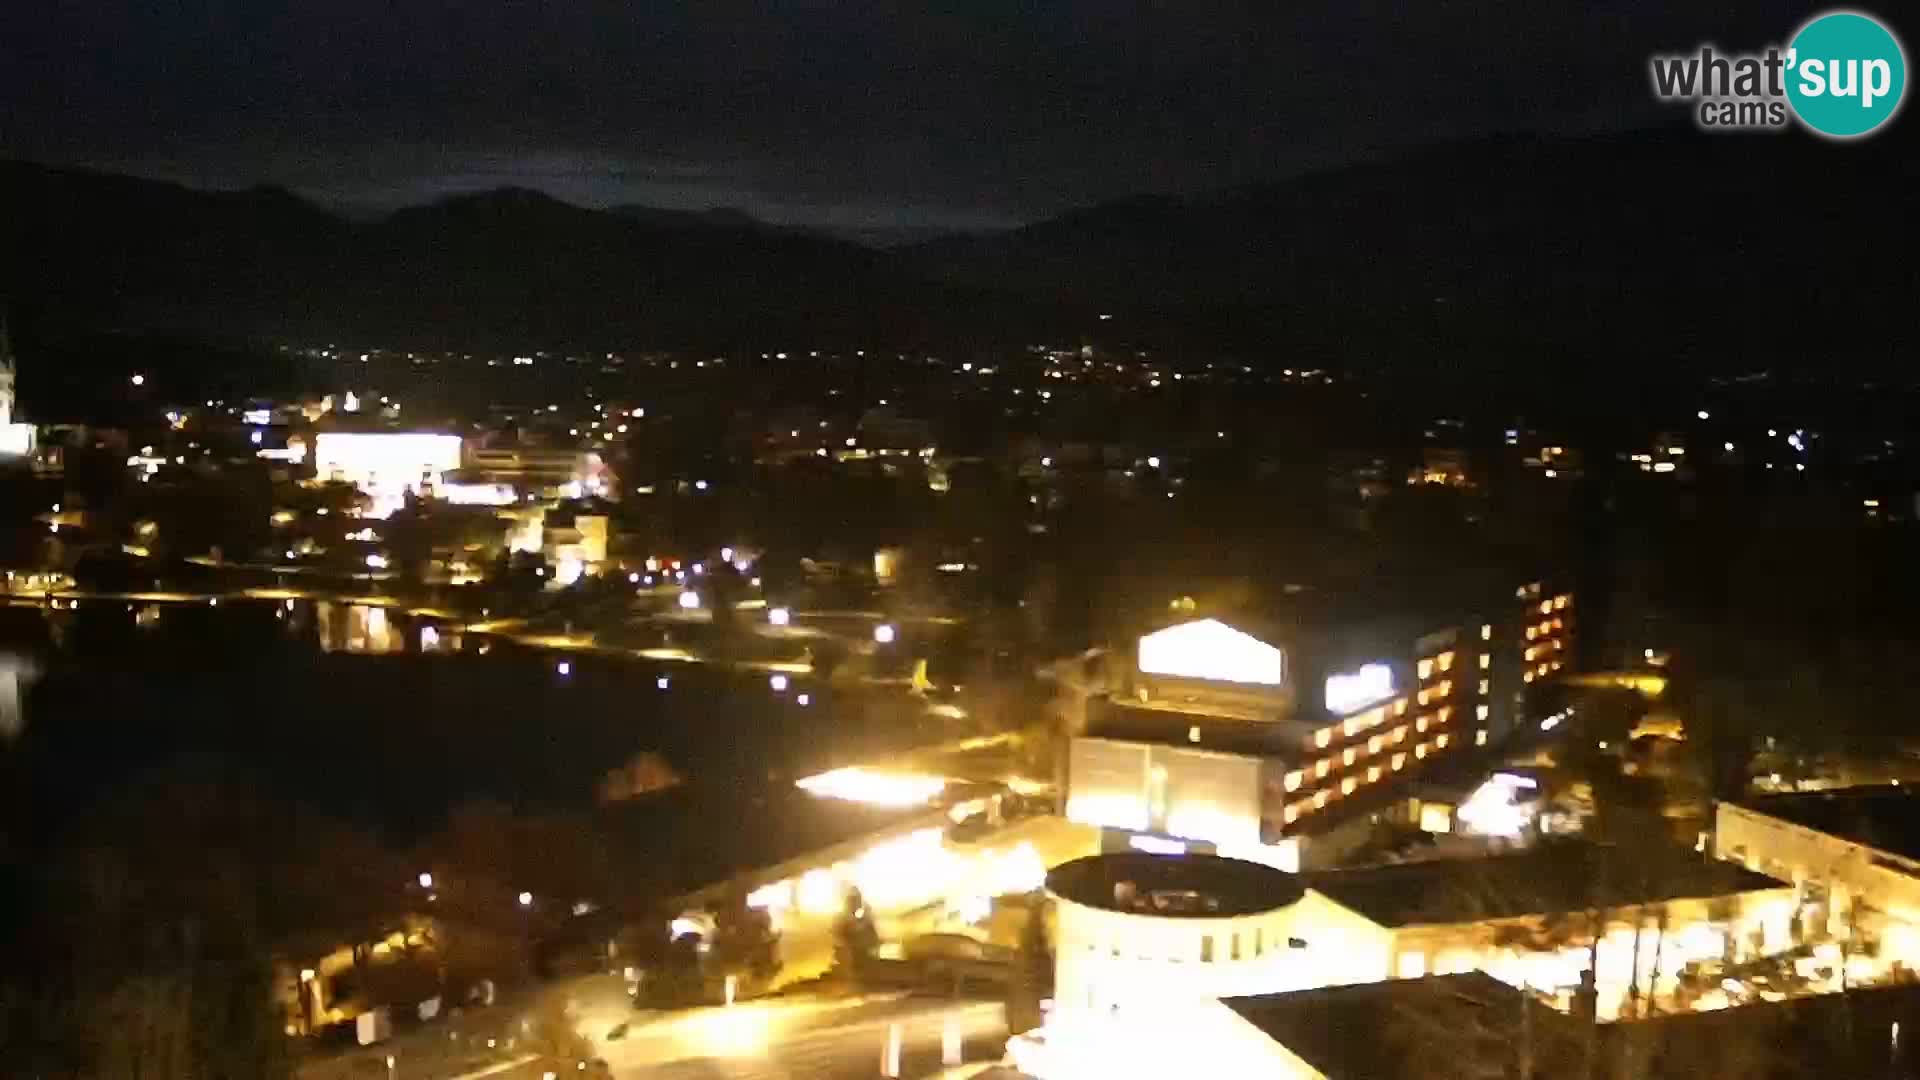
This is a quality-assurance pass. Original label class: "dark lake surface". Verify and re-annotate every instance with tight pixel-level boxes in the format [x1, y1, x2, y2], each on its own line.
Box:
[0, 599, 931, 898]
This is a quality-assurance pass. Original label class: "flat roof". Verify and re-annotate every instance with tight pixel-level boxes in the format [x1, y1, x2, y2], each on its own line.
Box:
[1226, 973, 1570, 1080]
[1046, 852, 1304, 918]
[1739, 785, 1920, 862]
[1301, 841, 1784, 927]
[1229, 976, 1920, 1079]
[1090, 700, 1317, 757]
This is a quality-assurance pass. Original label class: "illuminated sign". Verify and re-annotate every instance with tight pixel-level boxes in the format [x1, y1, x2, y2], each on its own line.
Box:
[1324, 663, 1394, 715]
[1137, 619, 1284, 686]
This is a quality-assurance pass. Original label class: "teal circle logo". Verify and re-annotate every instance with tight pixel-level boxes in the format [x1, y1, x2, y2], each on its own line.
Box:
[1786, 11, 1906, 137]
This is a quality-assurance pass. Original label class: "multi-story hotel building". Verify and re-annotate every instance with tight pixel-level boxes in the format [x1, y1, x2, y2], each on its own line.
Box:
[1063, 578, 1576, 869]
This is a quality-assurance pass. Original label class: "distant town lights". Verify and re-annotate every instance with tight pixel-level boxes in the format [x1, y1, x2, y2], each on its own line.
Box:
[678, 590, 701, 610]
[130, 373, 145, 386]
[1697, 409, 1710, 420]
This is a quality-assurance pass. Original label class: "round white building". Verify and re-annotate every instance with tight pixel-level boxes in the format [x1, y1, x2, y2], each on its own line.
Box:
[1047, 852, 1334, 1012]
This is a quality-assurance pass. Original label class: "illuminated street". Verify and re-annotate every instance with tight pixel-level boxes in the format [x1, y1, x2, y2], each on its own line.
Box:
[581, 996, 1008, 1080]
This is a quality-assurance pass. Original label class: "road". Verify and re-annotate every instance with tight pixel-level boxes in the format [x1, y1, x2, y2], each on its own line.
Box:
[582, 993, 1007, 1080]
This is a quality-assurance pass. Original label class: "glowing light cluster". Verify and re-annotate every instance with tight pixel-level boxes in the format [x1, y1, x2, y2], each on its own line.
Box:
[795, 767, 947, 807]
[1456, 773, 1539, 838]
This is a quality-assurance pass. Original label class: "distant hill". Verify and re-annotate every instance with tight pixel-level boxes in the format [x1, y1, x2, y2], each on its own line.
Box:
[3, 132, 1914, 371]
[0, 161, 1038, 349]
[903, 131, 1919, 376]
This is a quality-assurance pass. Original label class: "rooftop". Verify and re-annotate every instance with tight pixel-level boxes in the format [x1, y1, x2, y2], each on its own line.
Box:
[1046, 852, 1304, 918]
[1227, 976, 1920, 1079]
[1301, 841, 1784, 927]
[1088, 699, 1318, 757]
[1226, 973, 1572, 1080]
[1741, 784, 1920, 863]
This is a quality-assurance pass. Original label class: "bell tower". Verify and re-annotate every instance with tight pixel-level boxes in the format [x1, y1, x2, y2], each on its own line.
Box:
[0, 310, 15, 427]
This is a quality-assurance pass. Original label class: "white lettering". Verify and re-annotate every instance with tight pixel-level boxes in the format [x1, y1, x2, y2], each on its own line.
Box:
[1800, 57, 1827, 96]
[1864, 59, 1892, 108]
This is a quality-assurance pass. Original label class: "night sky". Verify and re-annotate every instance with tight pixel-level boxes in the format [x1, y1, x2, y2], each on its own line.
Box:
[1, 2, 1814, 233]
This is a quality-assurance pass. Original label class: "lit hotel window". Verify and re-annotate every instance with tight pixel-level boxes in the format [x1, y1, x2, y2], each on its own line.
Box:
[1343, 747, 1357, 766]
[1341, 776, 1357, 795]
[1524, 671, 1535, 684]
[1540, 601, 1553, 615]
[1554, 595, 1570, 610]
[1367, 765, 1382, 783]
[1479, 679, 1490, 695]
[1284, 806, 1300, 824]
[1476, 729, 1489, 746]
[1438, 706, 1453, 724]
[1415, 743, 1429, 759]
[1525, 647, 1538, 662]
[1368, 735, 1384, 754]
[1313, 791, 1330, 808]
[1392, 753, 1406, 770]
[1284, 770, 1304, 792]
[1438, 651, 1455, 672]
[1392, 725, 1408, 744]
[1436, 733, 1450, 749]
[1526, 626, 1537, 641]
[1477, 704, 1490, 722]
[1395, 698, 1410, 716]
[1480, 624, 1492, 641]
[1418, 658, 1434, 680]
[1315, 728, 1333, 749]
[1415, 716, 1428, 733]
[1479, 654, 1491, 670]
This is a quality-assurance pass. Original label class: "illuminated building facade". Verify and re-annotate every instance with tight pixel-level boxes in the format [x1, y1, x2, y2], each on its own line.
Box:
[460, 445, 613, 501]
[1066, 584, 1575, 868]
[1298, 845, 1793, 1019]
[1715, 787, 1920, 965]
[312, 432, 464, 516]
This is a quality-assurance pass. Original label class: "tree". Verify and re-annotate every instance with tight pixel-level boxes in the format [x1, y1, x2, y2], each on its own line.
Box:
[708, 898, 781, 991]
[831, 887, 879, 986]
[1006, 898, 1053, 1035]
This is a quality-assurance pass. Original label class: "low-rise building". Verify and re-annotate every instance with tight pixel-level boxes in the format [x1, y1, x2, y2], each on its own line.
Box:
[1714, 786, 1920, 961]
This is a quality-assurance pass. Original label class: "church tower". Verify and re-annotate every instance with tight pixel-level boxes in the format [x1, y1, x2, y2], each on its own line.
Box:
[0, 310, 15, 428]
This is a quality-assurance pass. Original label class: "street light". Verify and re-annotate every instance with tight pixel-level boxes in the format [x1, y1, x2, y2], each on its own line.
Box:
[768, 606, 791, 626]
[679, 590, 700, 610]
[417, 872, 433, 889]
[518, 891, 533, 908]
[874, 623, 896, 645]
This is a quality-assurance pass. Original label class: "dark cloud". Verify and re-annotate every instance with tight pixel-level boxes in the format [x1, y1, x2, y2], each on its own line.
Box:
[0, 1, 1815, 229]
